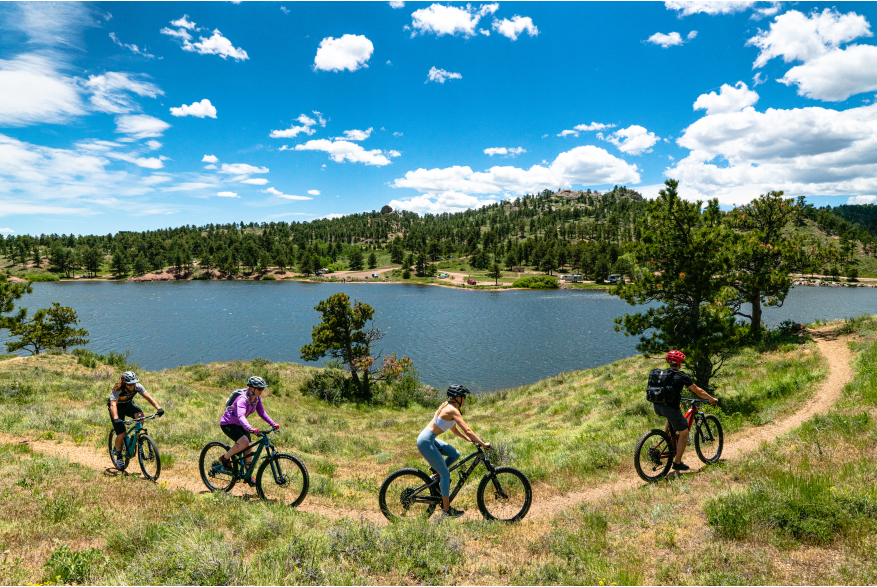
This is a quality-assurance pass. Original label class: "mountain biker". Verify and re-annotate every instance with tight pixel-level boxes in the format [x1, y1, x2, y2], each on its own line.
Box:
[417, 384, 491, 519]
[656, 350, 717, 471]
[218, 376, 279, 486]
[108, 371, 164, 470]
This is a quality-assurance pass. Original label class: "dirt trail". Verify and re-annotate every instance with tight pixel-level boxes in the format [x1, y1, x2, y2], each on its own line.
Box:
[523, 327, 853, 520]
[0, 327, 853, 525]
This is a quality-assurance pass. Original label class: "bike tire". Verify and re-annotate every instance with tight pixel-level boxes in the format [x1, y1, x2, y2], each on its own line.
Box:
[695, 414, 724, 464]
[199, 441, 237, 493]
[256, 453, 309, 508]
[378, 468, 440, 522]
[137, 434, 161, 481]
[476, 466, 532, 522]
[107, 429, 130, 470]
[634, 429, 674, 483]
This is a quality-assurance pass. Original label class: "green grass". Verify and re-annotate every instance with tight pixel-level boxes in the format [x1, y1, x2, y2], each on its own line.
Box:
[7, 322, 877, 585]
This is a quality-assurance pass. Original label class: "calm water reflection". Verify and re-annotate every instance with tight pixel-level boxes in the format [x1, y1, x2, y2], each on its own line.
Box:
[3, 281, 874, 391]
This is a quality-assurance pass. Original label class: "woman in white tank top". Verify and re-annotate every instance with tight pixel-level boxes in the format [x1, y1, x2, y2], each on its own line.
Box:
[416, 384, 491, 519]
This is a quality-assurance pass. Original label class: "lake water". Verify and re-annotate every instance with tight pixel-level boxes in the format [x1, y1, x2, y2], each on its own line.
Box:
[3, 282, 874, 391]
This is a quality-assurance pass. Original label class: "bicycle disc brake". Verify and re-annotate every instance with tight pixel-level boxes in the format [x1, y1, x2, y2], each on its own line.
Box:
[647, 447, 663, 467]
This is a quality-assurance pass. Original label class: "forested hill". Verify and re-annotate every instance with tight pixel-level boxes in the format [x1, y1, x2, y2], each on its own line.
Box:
[1, 186, 876, 280]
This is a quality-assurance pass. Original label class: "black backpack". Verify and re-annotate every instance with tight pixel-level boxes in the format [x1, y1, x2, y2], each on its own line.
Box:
[225, 389, 248, 410]
[646, 369, 677, 405]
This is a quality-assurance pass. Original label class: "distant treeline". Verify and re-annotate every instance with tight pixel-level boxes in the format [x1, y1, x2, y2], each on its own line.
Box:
[1, 187, 875, 280]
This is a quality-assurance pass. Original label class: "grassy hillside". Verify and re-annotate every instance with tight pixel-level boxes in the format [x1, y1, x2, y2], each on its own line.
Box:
[1, 322, 859, 584]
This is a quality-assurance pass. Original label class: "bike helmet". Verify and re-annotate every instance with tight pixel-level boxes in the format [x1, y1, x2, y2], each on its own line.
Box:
[122, 371, 139, 385]
[447, 384, 471, 401]
[248, 376, 268, 389]
[666, 350, 686, 369]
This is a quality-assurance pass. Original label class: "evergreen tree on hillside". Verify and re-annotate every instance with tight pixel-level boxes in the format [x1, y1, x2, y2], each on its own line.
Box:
[349, 248, 364, 271]
[368, 251, 377, 269]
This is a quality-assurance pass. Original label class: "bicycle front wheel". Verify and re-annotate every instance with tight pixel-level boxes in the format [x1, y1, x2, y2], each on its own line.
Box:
[199, 441, 237, 492]
[256, 453, 309, 507]
[137, 434, 161, 481]
[477, 466, 532, 522]
[634, 429, 674, 483]
[107, 429, 130, 470]
[378, 468, 440, 522]
[695, 414, 724, 463]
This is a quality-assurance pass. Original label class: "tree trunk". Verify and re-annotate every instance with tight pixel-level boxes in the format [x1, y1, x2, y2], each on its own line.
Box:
[750, 289, 763, 339]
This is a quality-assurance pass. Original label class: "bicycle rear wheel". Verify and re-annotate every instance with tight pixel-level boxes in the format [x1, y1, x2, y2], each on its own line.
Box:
[378, 468, 440, 522]
[137, 434, 161, 481]
[634, 429, 674, 483]
[256, 453, 309, 507]
[199, 441, 237, 492]
[695, 414, 723, 463]
[477, 466, 532, 522]
[107, 430, 130, 470]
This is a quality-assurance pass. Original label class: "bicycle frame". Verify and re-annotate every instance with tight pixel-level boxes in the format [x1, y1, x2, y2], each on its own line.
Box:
[654, 399, 708, 459]
[226, 429, 279, 480]
[407, 446, 496, 506]
[119, 415, 156, 457]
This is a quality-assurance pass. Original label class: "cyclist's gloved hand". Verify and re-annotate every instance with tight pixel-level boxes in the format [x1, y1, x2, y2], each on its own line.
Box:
[253, 428, 260, 436]
[113, 418, 124, 426]
[157, 408, 165, 417]
[273, 424, 280, 431]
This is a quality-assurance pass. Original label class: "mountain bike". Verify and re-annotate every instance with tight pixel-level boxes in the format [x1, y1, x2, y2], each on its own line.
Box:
[199, 428, 309, 507]
[634, 398, 723, 483]
[378, 444, 531, 522]
[107, 413, 162, 481]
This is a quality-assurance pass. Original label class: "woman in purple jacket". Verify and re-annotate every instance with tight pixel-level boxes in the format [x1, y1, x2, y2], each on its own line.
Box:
[219, 376, 279, 485]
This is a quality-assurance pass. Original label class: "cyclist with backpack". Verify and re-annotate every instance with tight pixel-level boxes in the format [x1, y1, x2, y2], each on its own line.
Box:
[108, 371, 164, 470]
[417, 384, 491, 519]
[218, 376, 279, 486]
[647, 351, 717, 471]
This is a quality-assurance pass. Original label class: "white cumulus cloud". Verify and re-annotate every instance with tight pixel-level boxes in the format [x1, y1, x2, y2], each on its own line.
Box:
[847, 195, 877, 205]
[646, 31, 696, 48]
[576, 122, 615, 132]
[390, 1, 405, 7]
[484, 147, 526, 156]
[115, 114, 170, 138]
[217, 191, 239, 198]
[603, 125, 660, 155]
[162, 17, 248, 61]
[308, 189, 321, 195]
[392, 145, 639, 196]
[171, 15, 196, 30]
[313, 34, 373, 72]
[748, 8, 871, 68]
[780, 45, 877, 102]
[202, 154, 218, 163]
[665, 1, 755, 16]
[294, 139, 392, 166]
[426, 67, 462, 84]
[668, 101, 877, 205]
[389, 191, 500, 215]
[170, 99, 217, 118]
[693, 81, 759, 114]
[219, 163, 268, 175]
[262, 187, 312, 200]
[240, 178, 269, 185]
[492, 16, 538, 40]
[338, 128, 373, 141]
[410, 3, 497, 38]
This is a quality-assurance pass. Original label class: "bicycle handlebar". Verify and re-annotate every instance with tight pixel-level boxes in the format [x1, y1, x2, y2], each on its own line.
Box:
[255, 427, 280, 438]
[121, 413, 160, 425]
[682, 398, 718, 405]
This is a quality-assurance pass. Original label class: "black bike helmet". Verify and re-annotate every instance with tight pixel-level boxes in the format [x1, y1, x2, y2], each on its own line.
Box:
[447, 384, 471, 401]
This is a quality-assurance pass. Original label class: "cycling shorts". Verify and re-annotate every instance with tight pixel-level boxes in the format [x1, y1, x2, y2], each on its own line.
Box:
[653, 402, 688, 433]
[107, 400, 144, 434]
[221, 424, 252, 443]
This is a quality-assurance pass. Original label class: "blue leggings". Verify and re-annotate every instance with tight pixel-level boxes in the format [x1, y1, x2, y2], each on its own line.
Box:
[416, 428, 460, 497]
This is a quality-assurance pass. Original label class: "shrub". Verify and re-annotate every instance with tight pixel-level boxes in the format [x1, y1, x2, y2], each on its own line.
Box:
[261, 274, 277, 280]
[301, 368, 354, 403]
[72, 348, 138, 371]
[44, 546, 105, 584]
[512, 275, 559, 289]
[24, 272, 60, 282]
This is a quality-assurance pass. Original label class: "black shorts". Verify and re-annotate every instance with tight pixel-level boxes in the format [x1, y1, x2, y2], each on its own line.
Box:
[108, 401, 144, 434]
[221, 424, 251, 443]
[653, 402, 688, 433]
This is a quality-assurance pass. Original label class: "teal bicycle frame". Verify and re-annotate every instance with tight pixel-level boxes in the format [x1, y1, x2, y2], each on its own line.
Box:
[212, 428, 282, 483]
[119, 414, 157, 457]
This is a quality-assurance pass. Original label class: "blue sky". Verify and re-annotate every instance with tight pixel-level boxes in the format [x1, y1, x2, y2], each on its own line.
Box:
[3, 1, 877, 236]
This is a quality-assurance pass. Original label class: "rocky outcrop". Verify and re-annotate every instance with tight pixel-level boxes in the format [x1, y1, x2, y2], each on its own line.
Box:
[792, 278, 875, 287]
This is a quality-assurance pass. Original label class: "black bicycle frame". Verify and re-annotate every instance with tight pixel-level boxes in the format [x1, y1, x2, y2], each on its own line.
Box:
[410, 446, 497, 505]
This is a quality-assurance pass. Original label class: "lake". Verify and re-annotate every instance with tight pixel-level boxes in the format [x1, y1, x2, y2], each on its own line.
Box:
[2, 281, 874, 391]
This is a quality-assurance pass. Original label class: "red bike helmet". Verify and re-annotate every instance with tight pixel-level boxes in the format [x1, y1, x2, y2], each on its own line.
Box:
[666, 350, 686, 368]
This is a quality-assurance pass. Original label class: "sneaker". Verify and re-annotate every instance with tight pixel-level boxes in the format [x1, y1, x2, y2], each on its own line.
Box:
[245, 476, 257, 487]
[112, 450, 126, 471]
[219, 455, 233, 472]
[440, 507, 465, 519]
[672, 462, 690, 471]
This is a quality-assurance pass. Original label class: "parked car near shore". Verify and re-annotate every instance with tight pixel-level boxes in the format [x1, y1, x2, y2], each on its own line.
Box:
[466, 278, 477, 285]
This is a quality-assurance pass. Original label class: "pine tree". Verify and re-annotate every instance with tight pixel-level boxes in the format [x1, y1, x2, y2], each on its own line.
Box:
[349, 248, 365, 271]
[368, 251, 378, 269]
